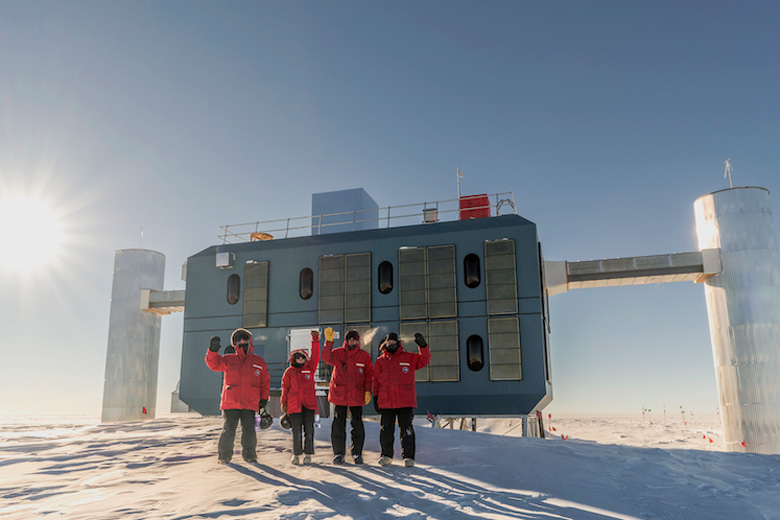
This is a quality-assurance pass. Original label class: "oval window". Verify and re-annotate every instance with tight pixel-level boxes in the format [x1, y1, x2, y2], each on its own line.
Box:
[466, 334, 484, 371]
[378, 261, 393, 294]
[464, 253, 481, 288]
[299, 268, 313, 300]
[227, 274, 240, 305]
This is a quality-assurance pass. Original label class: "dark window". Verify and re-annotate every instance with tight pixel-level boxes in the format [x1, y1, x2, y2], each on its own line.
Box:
[488, 317, 522, 380]
[463, 253, 481, 288]
[466, 335, 484, 371]
[227, 274, 240, 305]
[484, 239, 518, 315]
[427, 245, 457, 318]
[398, 245, 457, 320]
[400, 320, 459, 382]
[318, 253, 372, 324]
[398, 248, 426, 320]
[299, 268, 313, 300]
[318, 255, 344, 324]
[345, 253, 371, 323]
[243, 261, 269, 328]
[378, 261, 393, 294]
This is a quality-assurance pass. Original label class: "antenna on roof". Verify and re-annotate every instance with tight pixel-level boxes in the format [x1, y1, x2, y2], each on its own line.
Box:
[724, 159, 733, 189]
[457, 168, 464, 220]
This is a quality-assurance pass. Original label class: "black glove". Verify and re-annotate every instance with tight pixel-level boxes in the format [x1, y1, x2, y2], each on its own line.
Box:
[373, 396, 380, 414]
[209, 336, 221, 352]
[414, 333, 427, 348]
[258, 399, 268, 412]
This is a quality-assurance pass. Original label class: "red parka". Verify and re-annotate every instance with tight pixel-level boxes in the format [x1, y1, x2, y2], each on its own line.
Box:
[205, 334, 270, 411]
[281, 338, 322, 414]
[372, 342, 431, 409]
[322, 339, 374, 407]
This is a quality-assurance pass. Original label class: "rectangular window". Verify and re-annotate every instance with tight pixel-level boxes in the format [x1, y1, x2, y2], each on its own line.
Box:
[484, 239, 518, 315]
[428, 320, 459, 382]
[399, 245, 457, 320]
[399, 248, 427, 320]
[243, 261, 269, 328]
[488, 317, 522, 380]
[400, 320, 459, 383]
[318, 253, 372, 325]
[318, 255, 344, 324]
[345, 253, 372, 323]
[427, 245, 457, 318]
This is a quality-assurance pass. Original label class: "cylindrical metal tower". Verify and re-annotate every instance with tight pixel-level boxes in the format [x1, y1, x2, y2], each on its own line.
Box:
[694, 187, 780, 454]
[101, 249, 165, 423]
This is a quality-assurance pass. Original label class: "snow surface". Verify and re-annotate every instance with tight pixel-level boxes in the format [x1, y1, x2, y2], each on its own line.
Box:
[1, 414, 778, 519]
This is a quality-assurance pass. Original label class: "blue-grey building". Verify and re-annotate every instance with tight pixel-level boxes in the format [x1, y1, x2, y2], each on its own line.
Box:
[179, 194, 551, 418]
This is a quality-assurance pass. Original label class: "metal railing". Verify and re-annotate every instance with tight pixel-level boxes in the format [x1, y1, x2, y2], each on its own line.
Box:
[218, 192, 517, 244]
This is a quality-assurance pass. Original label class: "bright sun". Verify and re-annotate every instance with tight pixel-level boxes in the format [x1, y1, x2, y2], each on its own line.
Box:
[0, 195, 63, 271]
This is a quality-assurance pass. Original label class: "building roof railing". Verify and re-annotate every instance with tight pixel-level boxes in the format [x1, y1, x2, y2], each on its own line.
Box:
[218, 192, 517, 244]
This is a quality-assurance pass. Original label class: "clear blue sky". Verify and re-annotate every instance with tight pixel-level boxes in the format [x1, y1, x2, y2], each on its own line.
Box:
[1, 1, 778, 417]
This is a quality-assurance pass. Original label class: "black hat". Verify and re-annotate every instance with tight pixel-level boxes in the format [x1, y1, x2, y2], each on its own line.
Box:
[379, 332, 400, 351]
[345, 330, 360, 341]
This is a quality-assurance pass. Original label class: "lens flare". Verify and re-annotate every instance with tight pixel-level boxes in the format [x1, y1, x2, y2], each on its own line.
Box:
[0, 195, 63, 271]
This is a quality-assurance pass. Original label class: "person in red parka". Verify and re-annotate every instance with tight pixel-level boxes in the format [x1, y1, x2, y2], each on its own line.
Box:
[205, 328, 270, 464]
[281, 330, 322, 465]
[321, 327, 373, 465]
[372, 331, 430, 467]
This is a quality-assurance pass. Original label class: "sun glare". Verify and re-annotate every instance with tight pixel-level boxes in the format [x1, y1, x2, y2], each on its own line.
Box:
[0, 195, 63, 271]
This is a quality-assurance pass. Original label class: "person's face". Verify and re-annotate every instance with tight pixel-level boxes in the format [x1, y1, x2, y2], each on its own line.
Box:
[347, 338, 359, 349]
[294, 353, 306, 365]
[384, 341, 398, 352]
[236, 337, 250, 350]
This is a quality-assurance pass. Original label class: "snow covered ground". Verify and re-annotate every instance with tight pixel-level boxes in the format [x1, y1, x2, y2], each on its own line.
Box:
[1, 413, 778, 519]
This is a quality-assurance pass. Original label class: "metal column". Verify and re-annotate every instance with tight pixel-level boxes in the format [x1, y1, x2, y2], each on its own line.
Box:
[694, 187, 780, 453]
[101, 249, 165, 423]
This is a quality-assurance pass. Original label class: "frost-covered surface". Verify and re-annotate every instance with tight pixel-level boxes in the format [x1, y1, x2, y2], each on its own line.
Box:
[1, 414, 778, 519]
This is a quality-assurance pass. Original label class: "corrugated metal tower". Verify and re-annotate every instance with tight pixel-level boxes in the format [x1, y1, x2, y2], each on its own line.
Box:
[101, 249, 165, 423]
[694, 187, 780, 453]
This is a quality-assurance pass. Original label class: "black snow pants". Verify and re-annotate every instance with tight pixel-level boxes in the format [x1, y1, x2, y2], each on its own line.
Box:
[331, 405, 365, 457]
[289, 407, 316, 455]
[379, 407, 415, 460]
[218, 409, 256, 462]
